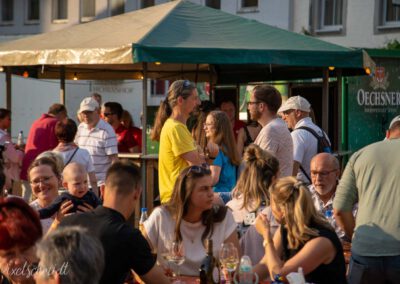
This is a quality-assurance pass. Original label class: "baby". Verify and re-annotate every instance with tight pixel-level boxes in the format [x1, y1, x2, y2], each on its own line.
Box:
[39, 162, 101, 219]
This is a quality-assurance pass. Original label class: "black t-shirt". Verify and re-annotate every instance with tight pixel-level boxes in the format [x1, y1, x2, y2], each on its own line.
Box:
[281, 221, 347, 284]
[60, 206, 156, 284]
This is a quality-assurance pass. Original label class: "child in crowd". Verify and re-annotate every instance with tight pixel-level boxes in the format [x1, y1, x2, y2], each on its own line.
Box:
[38, 162, 100, 219]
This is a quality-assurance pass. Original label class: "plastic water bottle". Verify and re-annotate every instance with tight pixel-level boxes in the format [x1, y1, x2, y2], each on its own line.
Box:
[139, 207, 148, 232]
[17, 131, 24, 146]
[238, 255, 253, 284]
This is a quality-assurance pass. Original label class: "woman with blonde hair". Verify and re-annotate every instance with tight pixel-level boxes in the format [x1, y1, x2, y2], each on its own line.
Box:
[253, 177, 346, 283]
[204, 110, 240, 203]
[143, 165, 239, 276]
[151, 80, 212, 204]
[227, 144, 279, 230]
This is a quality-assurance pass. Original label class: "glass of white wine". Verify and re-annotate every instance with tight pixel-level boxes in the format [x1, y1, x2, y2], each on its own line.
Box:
[158, 239, 174, 278]
[170, 240, 185, 284]
[219, 243, 239, 284]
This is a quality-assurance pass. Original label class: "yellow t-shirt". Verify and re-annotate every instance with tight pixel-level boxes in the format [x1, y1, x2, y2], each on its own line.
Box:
[159, 118, 197, 203]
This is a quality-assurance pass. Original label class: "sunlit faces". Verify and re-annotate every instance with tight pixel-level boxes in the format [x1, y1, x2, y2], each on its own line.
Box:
[280, 109, 296, 130]
[310, 159, 339, 198]
[0, 115, 11, 129]
[0, 246, 38, 283]
[80, 109, 100, 127]
[101, 106, 117, 125]
[188, 175, 214, 212]
[63, 170, 89, 199]
[203, 115, 216, 139]
[247, 92, 262, 121]
[181, 89, 201, 116]
[29, 165, 60, 206]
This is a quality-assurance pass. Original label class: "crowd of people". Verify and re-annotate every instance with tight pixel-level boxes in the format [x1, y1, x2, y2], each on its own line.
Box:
[0, 80, 399, 284]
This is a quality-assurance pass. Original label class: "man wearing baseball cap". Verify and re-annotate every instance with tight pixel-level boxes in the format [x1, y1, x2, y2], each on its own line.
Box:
[278, 96, 330, 183]
[386, 114, 400, 139]
[75, 97, 118, 193]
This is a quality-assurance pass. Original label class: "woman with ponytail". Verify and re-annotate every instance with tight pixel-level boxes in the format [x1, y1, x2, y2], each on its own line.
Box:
[151, 80, 211, 204]
[253, 177, 346, 283]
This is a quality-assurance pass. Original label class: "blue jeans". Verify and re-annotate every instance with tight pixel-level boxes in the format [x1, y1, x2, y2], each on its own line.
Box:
[348, 252, 400, 284]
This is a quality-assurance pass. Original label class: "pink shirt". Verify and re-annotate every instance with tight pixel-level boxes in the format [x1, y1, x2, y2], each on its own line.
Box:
[20, 114, 59, 180]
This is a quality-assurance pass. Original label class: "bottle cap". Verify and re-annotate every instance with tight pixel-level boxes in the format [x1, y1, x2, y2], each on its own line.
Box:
[141, 207, 147, 212]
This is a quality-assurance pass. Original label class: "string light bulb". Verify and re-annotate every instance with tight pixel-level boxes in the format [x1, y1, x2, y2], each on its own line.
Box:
[0, 67, 4, 72]
[328, 66, 335, 71]
[73, 72, 78, 80]
[365, 67, 371, 75]
[155, 62, 161, 65]
[23, 71, 29, 78]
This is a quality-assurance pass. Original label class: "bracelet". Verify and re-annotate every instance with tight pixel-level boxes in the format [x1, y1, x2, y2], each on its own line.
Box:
[262, 239, 272, 248]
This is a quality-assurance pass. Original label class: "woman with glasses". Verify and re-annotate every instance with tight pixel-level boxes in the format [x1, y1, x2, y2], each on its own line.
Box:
[253, 177, 346, 284]
[142, 165, 239, 276]
[28, 157, 72, 234]
[0, 197, 42, 284]
[151, 80, 212, 204]
[203, 111, 240, 203]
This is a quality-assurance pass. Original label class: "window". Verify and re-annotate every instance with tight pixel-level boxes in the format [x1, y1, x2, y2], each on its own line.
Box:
[26, 0, 40, 22]
[141, 0, 154, 9]
[1, 0, 13, 23]
[81, 0, 95, 22]
[205, 0, 221, 9]
[320, 0, 343, 29]
[241, 0, 258, 8]
[52, 0, 68, 21]
[151, 80, 168, 96]
[382, 0, 400, 27]
[109, 0, 124, 16]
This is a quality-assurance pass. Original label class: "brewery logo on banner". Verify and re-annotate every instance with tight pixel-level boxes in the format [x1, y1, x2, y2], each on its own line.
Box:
[357, 66, 400, 113]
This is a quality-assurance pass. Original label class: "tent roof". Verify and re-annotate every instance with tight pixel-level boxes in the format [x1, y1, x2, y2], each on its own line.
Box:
[0, 0, 373, 82]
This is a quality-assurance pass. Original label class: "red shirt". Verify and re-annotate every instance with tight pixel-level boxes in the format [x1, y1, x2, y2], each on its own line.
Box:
[233, 120, 246, 140]
[115, 125, 142, 153]
[20, 114, 59, 180]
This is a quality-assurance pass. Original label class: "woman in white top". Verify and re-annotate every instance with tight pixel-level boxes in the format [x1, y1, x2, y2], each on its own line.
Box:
[227, 144, 279, 235]
[143, 165, 239, 276]
[52, 118, 98, 192]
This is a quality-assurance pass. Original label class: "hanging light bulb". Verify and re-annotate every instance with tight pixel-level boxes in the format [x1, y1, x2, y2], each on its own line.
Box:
[0, 67, 4, 72]
[328, 66, 335, 71]
[73, 72, 78, 80]
[365, 67, 371, 75]
[23, 71, 29, 78]
[155, 62, 161, 65]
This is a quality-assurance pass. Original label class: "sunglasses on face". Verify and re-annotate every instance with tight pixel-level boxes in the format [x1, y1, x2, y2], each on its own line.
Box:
[103, 112, 115, 117]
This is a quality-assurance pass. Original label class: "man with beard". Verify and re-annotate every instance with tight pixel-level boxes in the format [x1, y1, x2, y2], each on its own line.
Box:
[248, 85, 293, 177]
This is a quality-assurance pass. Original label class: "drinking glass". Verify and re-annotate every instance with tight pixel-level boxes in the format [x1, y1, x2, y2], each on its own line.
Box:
[158, 239, 174, 278]
[170, 241, 185, 284]
[219, 243, 239, 284]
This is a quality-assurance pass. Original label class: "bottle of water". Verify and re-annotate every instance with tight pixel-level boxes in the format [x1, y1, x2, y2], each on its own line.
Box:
[139, 207, 148, 232]
[17, 131, 24, 146]
[238, 255, 253, 284]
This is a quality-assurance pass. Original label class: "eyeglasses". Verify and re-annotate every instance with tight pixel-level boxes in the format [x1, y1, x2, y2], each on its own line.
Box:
[186, 164, 211, 176]
[310, 169, 338, 177]
[282, 109, 294, 116]
[247, 101, 261, 106]
[30, 176, 55, 186]
[103, 112, 115, 117]
[203, 123, 214, 127]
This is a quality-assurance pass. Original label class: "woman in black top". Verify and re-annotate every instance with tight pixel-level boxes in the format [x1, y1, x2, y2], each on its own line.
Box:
[253, 177, 347, 284]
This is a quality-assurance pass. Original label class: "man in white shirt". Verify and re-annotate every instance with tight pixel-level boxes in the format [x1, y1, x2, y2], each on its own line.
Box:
[75, 97, 118, 190]
[278, 96, 330, 183]
[249, 85, 293, 177]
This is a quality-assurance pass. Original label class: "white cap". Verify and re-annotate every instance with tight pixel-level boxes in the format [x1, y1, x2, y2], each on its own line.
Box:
[79, 97, 99, 113]
[278, 96, 311, 113]
[389, 115, 400, 129]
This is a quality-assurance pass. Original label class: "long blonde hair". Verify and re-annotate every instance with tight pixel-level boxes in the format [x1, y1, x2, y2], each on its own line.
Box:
[270, 177, 331, 249]
[233, 144, 279, 211]
[151, 80, 196, 141]
[207, 111, 240, 166]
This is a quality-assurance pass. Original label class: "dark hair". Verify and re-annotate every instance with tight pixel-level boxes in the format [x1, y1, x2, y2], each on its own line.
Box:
[55, 118, 77, 143]
[151, 80, 197, 141]
[252, 85, 282, 114]
[105, 160, 141, 195]
[104, 102, 124, 120]
[48, 104, 67, 116]
[28, 157, 62, 181]
[0, 197, 43, 250]
[0, 108, 11, 120]
[167, 165, 227, 245]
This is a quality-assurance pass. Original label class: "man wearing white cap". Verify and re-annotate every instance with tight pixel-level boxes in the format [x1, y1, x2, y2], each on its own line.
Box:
[75, 97, 118, 192]
[386, 114, 400, 139]
[278, 96, 330, 183]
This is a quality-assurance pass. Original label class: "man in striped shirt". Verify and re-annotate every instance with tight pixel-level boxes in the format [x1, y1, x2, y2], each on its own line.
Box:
[75, 97, 118, 194]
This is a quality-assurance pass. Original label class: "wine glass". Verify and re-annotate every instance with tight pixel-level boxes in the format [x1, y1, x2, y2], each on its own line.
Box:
[219, 243, 239, 284]
[158, 239, 174, 278]
[170, 241, 185, 284]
